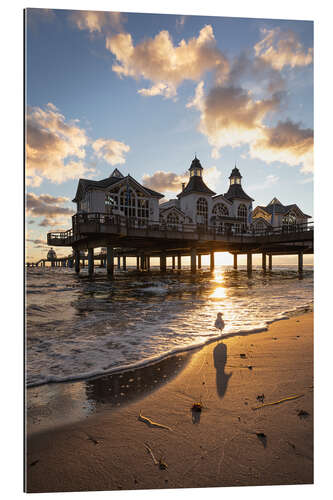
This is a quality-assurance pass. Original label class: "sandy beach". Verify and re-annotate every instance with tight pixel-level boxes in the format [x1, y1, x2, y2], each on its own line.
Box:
[26, 312, 313, 493]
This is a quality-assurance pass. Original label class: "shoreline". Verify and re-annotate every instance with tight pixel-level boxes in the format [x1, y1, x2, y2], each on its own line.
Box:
[27, 301, 313, 390]
[26, 311, 313, 492]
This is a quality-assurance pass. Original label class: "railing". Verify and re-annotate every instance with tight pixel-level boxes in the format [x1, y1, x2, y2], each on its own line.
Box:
[47, 214, 313, 244]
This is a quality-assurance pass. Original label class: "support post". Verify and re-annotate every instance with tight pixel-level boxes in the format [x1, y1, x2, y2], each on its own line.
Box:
[233, 253, 238, 270]
[146, 256, 150, 271]
[247, 252, 252, 273]
[268, 254, 272, 271]
[136, 256, 140, 270]
[88, 248, 94, 276]
[210, 251, 215, 271]
[198, 254, 202, 269]
[177, 254, 181, 270]
[172, 256, 176, 270]
[107, 247, 114, 277]
[298, 252, 303, 273]
[191, 248, 197, 274]
[117, 256, 121, 270]
[262, 252, 266, 271]
[160, 252, 167, 272]
[74, 250, 80, 274]
[140, 254, 145, 271]
[122, 256, 126, 271]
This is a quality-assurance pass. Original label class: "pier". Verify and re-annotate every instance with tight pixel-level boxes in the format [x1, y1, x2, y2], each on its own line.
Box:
[43, 214, 313, 276]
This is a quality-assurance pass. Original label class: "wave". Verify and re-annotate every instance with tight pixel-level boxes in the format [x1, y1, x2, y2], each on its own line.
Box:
[27, 300, 313, 388]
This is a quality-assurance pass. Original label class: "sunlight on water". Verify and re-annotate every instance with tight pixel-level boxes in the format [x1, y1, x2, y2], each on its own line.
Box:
[26, 264, 313, 387]
[210, 287, 227, 299]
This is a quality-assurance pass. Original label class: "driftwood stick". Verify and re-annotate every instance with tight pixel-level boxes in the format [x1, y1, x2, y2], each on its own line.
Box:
[252, 394, 304, 410]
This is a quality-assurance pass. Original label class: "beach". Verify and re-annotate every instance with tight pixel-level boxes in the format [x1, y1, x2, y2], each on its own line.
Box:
[26, 311, 313, 493]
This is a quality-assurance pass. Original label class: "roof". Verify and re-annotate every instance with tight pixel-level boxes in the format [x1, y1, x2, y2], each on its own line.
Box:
[73, 174, 164, 202]
[229, 166, 242, 179]
[224, 184, 254, 201]
[256, 203, 311, 218]
[177, 175, 216, 198]
[189, 156, 203, 171]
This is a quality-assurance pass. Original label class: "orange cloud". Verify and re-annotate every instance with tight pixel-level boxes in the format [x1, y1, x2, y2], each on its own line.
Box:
[92, 138, 130, 165]
[106, 25, 229, 98]
[142, 166, 220, 193]
[250, 120, 313, 173]
[26, 103, 93, 186]
[188, 81, 280, 158]
[254, 28, 313, 70]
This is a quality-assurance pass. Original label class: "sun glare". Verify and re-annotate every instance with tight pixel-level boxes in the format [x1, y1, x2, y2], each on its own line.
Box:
[210, 287, 227, 299]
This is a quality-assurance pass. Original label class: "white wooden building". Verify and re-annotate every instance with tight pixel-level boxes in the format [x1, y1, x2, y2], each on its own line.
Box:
[73, 168, 164, 225]
[159, 157, 254, 233]
[252, 197, 311, 231]
[72, 158, 310, 234]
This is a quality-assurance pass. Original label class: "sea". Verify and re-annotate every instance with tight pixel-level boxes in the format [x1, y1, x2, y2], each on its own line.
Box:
[26, 264, 313, 389]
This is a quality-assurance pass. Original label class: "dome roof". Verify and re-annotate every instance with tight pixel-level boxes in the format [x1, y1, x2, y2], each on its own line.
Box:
[229, 165, 242, 179]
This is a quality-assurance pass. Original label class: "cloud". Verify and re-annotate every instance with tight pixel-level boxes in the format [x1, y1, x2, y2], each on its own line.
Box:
[26, 103, 93, 186]
[106, 25, 229, 98]
[26, 192, 72, 217]
[249, 120, 314, 173]
[70, 10, 125, 34]
[188, 81, 280, 158]
[142, 165, 220, 193]
[254, 28, 313, 70]
[92, 138, 130, 165]
[227, 51, 286, 95]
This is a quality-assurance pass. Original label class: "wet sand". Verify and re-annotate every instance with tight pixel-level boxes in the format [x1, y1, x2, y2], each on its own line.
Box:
[26, 312, 313, 493]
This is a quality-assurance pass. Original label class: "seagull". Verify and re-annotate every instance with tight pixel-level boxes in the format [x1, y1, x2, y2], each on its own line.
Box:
[215, 312, 225, 332]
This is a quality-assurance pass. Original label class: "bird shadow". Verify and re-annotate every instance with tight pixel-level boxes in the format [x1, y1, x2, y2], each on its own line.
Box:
[213, 342, 232, 399]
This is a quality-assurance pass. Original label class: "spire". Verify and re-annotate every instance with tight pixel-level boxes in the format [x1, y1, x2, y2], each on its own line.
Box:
[189, 156, 203, 177]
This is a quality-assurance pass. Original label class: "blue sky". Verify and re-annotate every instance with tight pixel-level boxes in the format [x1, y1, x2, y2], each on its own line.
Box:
[25, 8, 313, 260]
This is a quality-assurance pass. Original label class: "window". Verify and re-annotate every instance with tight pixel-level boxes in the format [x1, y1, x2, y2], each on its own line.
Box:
[197, 198, 208, 223]
[105, 193, 118, 213]
[167, 213, 179, 224]
[237, 204, 247, 221]
[282, 212, 297, 225]
[254, 221, 265, 231]
[119, 187, 136, 217]
[212, 203, 229, 217]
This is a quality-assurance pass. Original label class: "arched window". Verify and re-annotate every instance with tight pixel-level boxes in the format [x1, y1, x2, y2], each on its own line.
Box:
[119, 187, 136, 217]
[167, 213, 179, 224]
[212, 203, 229, 217]
[197, 198, 208, 223]
[237, 204, 247, 221]
[282, 212, 297, 226]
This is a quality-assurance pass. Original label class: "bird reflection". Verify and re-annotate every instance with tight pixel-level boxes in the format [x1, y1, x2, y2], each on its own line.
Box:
[213, 342, 232, 398]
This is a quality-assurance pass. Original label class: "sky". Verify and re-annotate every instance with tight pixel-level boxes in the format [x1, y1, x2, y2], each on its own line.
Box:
[25, 8, 313, 263]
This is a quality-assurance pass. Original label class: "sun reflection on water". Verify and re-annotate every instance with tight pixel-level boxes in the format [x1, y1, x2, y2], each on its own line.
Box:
[210, 287, 227, 299]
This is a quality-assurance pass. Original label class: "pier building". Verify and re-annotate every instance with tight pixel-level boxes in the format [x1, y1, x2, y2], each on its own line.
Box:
[43, 156, 313, 276]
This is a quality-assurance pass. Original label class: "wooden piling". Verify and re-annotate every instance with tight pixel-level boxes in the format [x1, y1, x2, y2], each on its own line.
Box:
[268, 254, 272, 270]
[233, 253, 238, 270]
[122, 256, 126, 271]
[160, 252, 167, 272]
[88, 248, 94, 276]
[262, 252, 266, 271]
[210, 251, 215, 271]
[74, 250, 80, 274]
[298, 252, 303, 273]
[247, 252, 252, 273]
[107, 247, 114, 277]
[198, 254, 202, 269]
[177, 254, 182, 270]
[191, 248, 197, 274]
